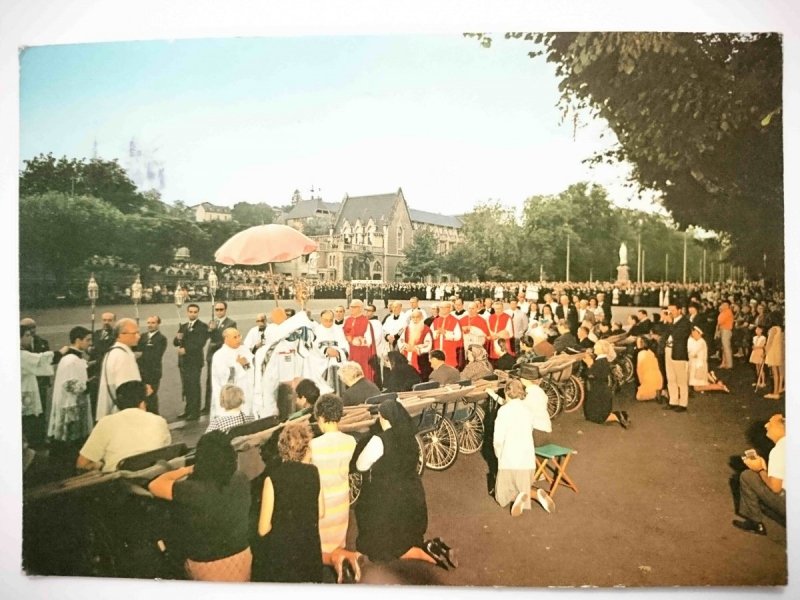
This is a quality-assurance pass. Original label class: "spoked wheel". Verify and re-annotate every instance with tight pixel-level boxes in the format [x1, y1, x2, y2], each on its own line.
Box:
[539, 379, 563, 419]
[456, 404, 485, 455]
[349, 471, 363, 506]
[420, 414, 459, 471]
[619, 355, 635, 384]
[561, 375, 585, 413]
[415, 433, 426, 476]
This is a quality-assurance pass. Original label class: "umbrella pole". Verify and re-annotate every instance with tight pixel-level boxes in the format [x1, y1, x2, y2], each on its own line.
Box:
[269, 263, 279, 307]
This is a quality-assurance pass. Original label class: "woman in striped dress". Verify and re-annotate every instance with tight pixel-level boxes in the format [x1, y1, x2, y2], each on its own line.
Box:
[310, 394, 362, 582]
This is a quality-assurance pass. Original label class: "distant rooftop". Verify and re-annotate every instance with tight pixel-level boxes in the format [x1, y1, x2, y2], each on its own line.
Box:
[409, 209, 463, 229]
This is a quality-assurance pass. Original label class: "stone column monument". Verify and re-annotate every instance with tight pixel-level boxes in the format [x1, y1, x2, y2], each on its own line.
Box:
[616, 242, 630, 283]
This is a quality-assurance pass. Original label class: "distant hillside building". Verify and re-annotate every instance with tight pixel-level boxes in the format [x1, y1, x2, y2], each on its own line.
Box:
[273, 188, 463, 282]
[190, 202, 232, 222]
[281, 192, 340, 234]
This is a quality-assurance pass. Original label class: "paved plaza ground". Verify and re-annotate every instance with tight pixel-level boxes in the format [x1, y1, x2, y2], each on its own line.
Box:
[15, 298, 792, 591]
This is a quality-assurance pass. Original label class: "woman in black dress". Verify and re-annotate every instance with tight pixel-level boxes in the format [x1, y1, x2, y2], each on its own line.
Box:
[354, 399, 457, 569]
[383, 350, 422, 392]
[148, 430, 252, 582]
[253, 421, 324, 582]
[582, 339, 629, 429]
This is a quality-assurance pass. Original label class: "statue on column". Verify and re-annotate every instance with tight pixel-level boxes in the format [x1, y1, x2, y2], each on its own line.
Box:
[619, 242, 628, 266]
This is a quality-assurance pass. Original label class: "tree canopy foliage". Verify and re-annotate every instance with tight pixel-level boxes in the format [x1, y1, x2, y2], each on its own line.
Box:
[397, 229, 440, 280]
[20, 153, 153, 215]
[466, 32, 783, 278]
[443, 183, 718, 283]
[231, 201, 276, 226]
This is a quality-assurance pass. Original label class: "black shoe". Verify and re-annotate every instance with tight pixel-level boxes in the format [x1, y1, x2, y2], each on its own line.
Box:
[672, 406, 687, 413]
[612, 411, 628, 429]
[432, 537, 458, 568]
[200, 406, 210, 415]
[176, 413, 189, 420]
[732, 519, 766, 535]
[423, 540, 450, 570]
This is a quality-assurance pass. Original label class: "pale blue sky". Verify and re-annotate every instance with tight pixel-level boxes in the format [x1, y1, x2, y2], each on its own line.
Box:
[20, 34, 640, 212]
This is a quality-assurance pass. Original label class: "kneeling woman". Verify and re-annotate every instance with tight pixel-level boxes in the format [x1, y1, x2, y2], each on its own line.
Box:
[354, 399, 457, 570]
[148, 431, 252, 582]
[254, 421, 324, 583]
[582, 340, 629, 429]
[688, 326, 730, 393]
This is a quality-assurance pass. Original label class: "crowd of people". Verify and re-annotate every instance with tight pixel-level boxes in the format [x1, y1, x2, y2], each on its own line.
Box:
[20, 277, 786, 581]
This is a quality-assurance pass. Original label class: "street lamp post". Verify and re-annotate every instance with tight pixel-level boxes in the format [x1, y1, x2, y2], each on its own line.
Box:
[642, 250, 646, 282]
[131, 275, 143, 325]
[174, 282, 185, 325]
[87, 274, 99, 335]
[682, 230, 688, 284]
[208, 268, 218, 320]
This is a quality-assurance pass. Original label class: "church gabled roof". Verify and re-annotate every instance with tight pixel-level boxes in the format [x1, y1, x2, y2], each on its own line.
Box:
[334, 191, 401, 229]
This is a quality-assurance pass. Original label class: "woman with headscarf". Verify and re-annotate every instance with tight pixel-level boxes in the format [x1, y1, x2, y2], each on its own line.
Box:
[383, 350, 422, 392]
[581, 340, 629, 429]
[460, 344, 494, 382]
[354, 399, 457, 570]
[148, 431, 252, 582]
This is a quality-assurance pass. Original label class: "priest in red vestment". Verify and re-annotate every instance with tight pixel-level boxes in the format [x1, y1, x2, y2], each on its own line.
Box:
[487, 300, 514, 361]
[461, 301, 492, 361]
[431, 300, 463, 368]
[343, 299, 378, 383]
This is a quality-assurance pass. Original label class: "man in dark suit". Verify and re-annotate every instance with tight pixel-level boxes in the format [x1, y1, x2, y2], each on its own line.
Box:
[87, 311, 116, 418]
[665, 303, 692, 412]
[173, 304, 208, 421]
[596, 292, 613, 325]
[203, 301, 236, 414]
[136, 315, 167, 415]
[555, 294, 579, 336]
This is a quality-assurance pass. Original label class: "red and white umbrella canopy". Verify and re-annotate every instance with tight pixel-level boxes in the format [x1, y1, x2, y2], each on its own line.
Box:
[214, 224, 318, 266]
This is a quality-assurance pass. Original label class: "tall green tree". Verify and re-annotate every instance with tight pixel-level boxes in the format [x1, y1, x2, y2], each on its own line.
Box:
[231, 201, 276, 226]
[20, 153, 147, 214]
[189, 220, 242, 264]
[119, 215, 207, 279]
[397, 229, 439, 280]
[19, 192, 125, 283]
[468, 32, 783, 278]
[443, 201, 521, 280]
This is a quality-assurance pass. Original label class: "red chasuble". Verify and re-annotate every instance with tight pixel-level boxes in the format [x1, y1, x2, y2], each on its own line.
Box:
[343, 314, 377, 382]
[431, 314, 463, 368]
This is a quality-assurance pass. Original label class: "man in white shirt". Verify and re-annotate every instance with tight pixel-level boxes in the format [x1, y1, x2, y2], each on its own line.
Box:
[210, 328, 254, 419]
[381, 300, 408, 352]
[243, 313, 268, 356]
[96, 318, 144, 421]
[312, 309, 350, 393]
[404, 296, 428, 322]
[77, 380, 171, 473]
[733, 413, 786, 535]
